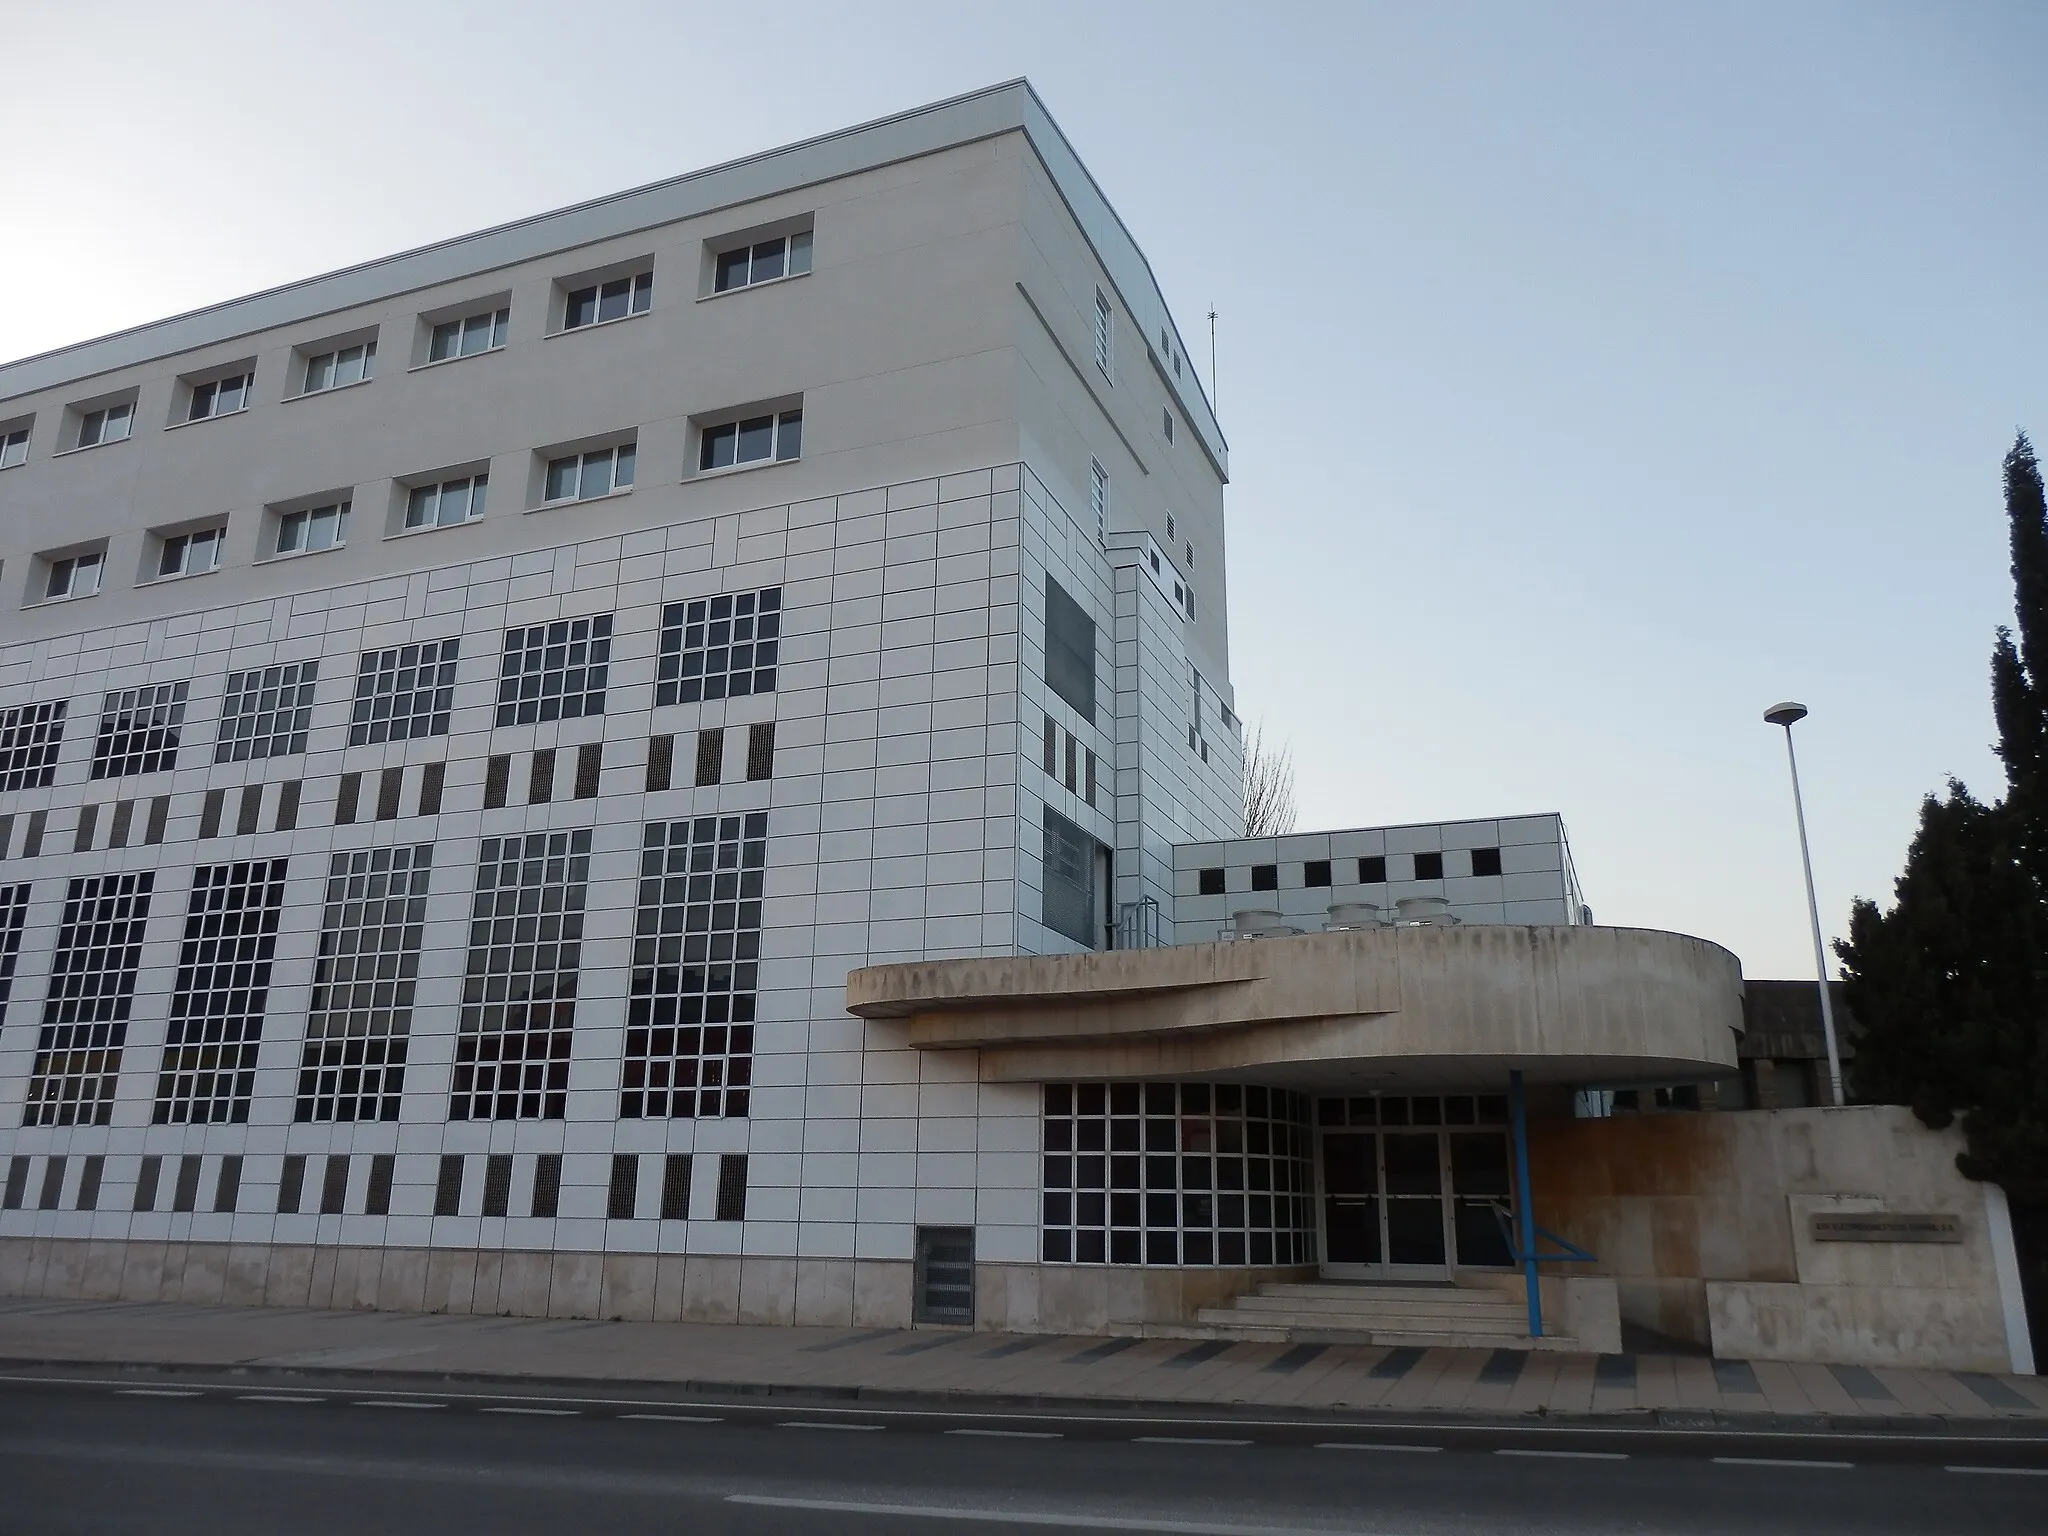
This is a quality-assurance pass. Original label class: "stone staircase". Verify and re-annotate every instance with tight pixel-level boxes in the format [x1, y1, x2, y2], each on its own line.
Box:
[1194, 1278, 1567, 1350]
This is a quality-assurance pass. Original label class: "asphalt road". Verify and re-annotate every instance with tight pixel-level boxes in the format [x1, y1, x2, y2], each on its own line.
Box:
[1, 1372, 2043, 1535]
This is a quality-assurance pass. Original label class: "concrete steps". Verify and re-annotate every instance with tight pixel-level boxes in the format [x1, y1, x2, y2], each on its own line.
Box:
[1194, 1280, 1570, 1350]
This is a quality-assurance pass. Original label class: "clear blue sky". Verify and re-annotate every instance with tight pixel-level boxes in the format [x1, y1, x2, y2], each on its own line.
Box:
[4, 0, 2041, 976]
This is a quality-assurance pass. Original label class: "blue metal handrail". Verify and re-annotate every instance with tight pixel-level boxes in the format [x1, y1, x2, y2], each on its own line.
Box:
[1486, 1200, 1596, 1265]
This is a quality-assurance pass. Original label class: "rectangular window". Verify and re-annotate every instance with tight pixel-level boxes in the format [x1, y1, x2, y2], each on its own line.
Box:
[694, 727, 724, 787]
[531, 1152, 562, 1218]
[1042, 716, 1058, 777]
[656, 587, 780, 705]
[24, 873, 154, 1126]
[302, 341, 375, 394]
[133, 1155, 161, 1212]
[1093, 291, 1113, 374]
[574, 742, 602, 800]
[0, 884, 30, 1023]
[2, 1157, 26, 1209]
[607, 1154, 639, 1220]
[528, 748, 555, 804]
[1197, 867, 1225, 896]
[1304, 860, 1332, 888]
[1089, 459, 1108, 544]
[715, 1154, 749, 1222]
[713, 228, 813, 292]
[215, 661, 317, 762]
[172, 1155, 201, 1213]
[563, 270, 651, 329]
[429, 306, 509, 362]
[215, 1155, 243, 1213]
[276, 780, 302, 830]
[196, 787, 225, 838]
[417, 762, 444, 816]
[91, 682, 188, 779]
[44, 551, 105, 601]
[495, 615, 612, 725]
[38, 1156, 66, 1210]
[73, 803, 99, 853]
[156, 526, 225, 578]
[1162, 408, 1175, 444]
[0, 425, 28, 469]
[482, 1154, 513, 1217]
[483, 754, 510, 809]
[660, 1153, 693, 1220]
[543, 442, 635, 502]
[434, 1154, 465, 1217]
[0, 701, 66, 791]
[334, 773, 361, 825]
[153, 859, 287, 1126]
[296, 846, 432, 1123]
[1041, 808, 1104, 950]
[914, 1227, 976, 1325]
[78, 1155, 104, 1211]
[1044, 577, 1096, 723]
[186, 372, 251, 422]
[24, 810, 46, 857]
[375, 766, 403, 820]
[646, 734, 673, 792]
[745, 722, 775, 782]
[76, 402, 134, 448]
[405, 473, 487, 530]
[348, 639, 457, 745]
[452, 831, 590, 1121]
[698, 408, 801, 471]
[622, 814, 766, 1120]
[366, 1153, 395, 1215]
[274, 500, 349, 555]
[145, 795, 168, 844]
[236, 787, 264, 837]
[319, 1154, 349, 1214]
[277, 1154, 306, 1213]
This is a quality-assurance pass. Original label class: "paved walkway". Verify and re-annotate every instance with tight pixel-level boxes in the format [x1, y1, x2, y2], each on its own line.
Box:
[1, 1296, 2043, 1426]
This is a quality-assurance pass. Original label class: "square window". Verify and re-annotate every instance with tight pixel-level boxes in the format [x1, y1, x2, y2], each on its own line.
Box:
[1197, 867, 1224, 896]
[1471, 846, 1503, 877]
[91, 682, 187, 778]
[1359, 855, 1388, 884]
[215, 661, 316, 762]
[656, 587, 780, 705]
[1414, 851, 1445, 881]
[1250, 864, 1278, 892]
[1303, 859, 1332, 888]
[348, 639, 457, 745]
[0, 701, 67, 792]
[495, 615, 613, 726]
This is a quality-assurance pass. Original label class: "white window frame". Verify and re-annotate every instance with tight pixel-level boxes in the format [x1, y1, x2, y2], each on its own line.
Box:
[404, 473, 488, 530]
[562, 271, 652, 331]
[712, 228, 813, 294]
[273, 501, 350, 557]
[428, 307, 509, 364]
[44, 550, 105, 601]
[542, 443, 635, 504]
[75, 402, 134, 449]
[1089, 458, 1109, 545]
[697, 408, 802, 474]
[1093, 291, 1113, 377]
[300, 341, 376, 396]
[0, 424, 29, 470]
[156, 526, 226, 580]
[185, 372, 252, 423]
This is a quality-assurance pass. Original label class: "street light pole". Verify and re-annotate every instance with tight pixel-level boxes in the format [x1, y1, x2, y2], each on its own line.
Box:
[1763, 702, 1846, 1107]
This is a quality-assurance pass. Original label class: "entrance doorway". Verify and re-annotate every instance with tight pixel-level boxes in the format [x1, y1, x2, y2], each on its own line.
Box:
[1316, 1093, 1515, 1279]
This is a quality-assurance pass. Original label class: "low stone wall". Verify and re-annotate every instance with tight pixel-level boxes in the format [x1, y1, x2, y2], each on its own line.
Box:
[0, 1235, 1297, 1335]
[1529, 1104, 2029, 1370]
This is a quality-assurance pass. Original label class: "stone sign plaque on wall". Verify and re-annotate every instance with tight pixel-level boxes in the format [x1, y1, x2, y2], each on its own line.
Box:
[1808, 1212, 1962, 1244]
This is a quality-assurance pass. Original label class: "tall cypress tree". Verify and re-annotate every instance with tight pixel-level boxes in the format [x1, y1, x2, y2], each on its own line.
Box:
[1837, 433, 2048, 1200]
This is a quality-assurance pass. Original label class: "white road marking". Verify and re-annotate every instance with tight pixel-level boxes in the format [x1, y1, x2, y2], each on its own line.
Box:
[352, 1400, 443, 1410]
[1134, 1436, 1251, 1446]
[947, 1427, 1062, 1439]
[1496, 1448, 1627, 1460]
[728, 1493, 1393, 1533]
[115, 1389, 203, 1399]
[1315, 1442, 1442, 1453]
[481, 1406, 578, 1416]
[1711, 1456, 1853, 1470]
[1944, 1464, 2048, 1477]
[618, 1413, 724, 1424]
[237, 1394, 322, 1404]
[777, 1420, 885, 1431]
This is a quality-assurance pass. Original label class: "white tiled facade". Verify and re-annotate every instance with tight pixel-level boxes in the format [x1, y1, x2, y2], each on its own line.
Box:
[0, 85, 1254, 1321]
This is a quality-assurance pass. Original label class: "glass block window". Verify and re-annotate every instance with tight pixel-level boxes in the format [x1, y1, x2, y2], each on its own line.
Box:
[0, 883, 29, 1021]
[622, 814, 766, 1120]
[495, 615, 613, 726]
[452, 831, 589, 1121]
[348, 640, 457, 745]
[0, 700, 67, 791]
[90, 683, 188, 779]
[153, 859, 287, 1125]
[655, 587, 780, 705]
[215, 662, 318, 762]
[297, 846, 432, 1123]
[24, 873, 155, 1127]
[1040, 1082, 1317, 1267]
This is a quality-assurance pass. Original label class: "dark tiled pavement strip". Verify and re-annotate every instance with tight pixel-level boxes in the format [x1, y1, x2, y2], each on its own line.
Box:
[1831, 1364, 1897, 1402]
[1067, 1336, 1142, 1364]
[977, 1337, 1042, 1360]
[804, 1329, 897, 1354]
[888, 1333, 968, 1356]
[1166, 1341, 1233, 1369]
[1714, 1359, 1764, 1395]
[1596, 1353, 1637, 1389]
[1370, 1346, 1427, 1380]
[1958, 1373, 2035, 1410]
[1479, 1348, 1527, 1386]
[1264, 1343, 1326, 1375]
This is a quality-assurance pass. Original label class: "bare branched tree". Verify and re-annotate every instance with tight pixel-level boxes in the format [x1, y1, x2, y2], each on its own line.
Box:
[1242, 721, 1298, 838]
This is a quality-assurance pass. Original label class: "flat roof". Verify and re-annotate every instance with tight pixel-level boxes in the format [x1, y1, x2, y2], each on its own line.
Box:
[0, 80, 1225, 470]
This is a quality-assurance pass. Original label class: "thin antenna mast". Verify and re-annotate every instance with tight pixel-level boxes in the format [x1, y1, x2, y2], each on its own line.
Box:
[1207, 308, 1218, 413]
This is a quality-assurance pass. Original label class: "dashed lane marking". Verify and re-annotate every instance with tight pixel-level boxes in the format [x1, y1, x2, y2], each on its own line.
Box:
[353, 1400, 444, 1410]
[236, 1395, 323, 1404]
[1712, 1457, 1853, 1470]
[1497, 1448, 1628, 1461]
[618, 1413, 724, 1424]
[1945, 1465, 2048, 1476]
[1134, 1436, 1251, 1446]
[1315, 1442, 1443, 1453]
[115, 1389, 203, 1399]
[947, 1428, 1062, 1439]
[481, 1406, 579, 1416]
[777, 1420, 885, 1431]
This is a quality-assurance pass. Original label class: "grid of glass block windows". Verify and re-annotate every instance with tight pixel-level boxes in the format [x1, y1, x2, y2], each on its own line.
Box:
[495, 615, 613, 726]
[0, 883, 29, 1019]
[348, 640, 457, 745]
[1040, 1083, 1318, 1266]
[297, 847, 432, 1122]
[622, 814, 767, 1119]
[452, 831, 589, 1121]
[152, 859, 288, 1125]
[90, 682, 188, 778]
[23, 873, 155, 1127]
[0, 700, 67, 791]
[215, 661, 318, 762]
[656, 588, 780, 705]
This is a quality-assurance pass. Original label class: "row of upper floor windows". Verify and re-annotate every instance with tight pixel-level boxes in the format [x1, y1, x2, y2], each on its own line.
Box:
[0, 587, 782, 790]
[0, 223, 814, 472]
[12, 400, 805, 610]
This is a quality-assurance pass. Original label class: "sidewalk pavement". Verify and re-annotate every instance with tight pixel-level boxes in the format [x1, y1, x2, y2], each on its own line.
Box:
[3, 1296, 2045, 1427]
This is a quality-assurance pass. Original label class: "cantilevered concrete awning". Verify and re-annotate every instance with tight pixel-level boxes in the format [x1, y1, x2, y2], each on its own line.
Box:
[846, 925, 1743, 1091]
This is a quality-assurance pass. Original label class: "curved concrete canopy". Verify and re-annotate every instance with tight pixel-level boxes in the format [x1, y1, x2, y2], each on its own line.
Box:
[846, 924, 1744, 1090]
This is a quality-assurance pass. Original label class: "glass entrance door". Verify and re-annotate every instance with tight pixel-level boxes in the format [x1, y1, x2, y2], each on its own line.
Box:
[1316, 1094, 1515, 1278]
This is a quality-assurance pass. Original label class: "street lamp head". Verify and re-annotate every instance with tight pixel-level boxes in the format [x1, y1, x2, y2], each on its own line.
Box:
[1764, 701, 1809, 728]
